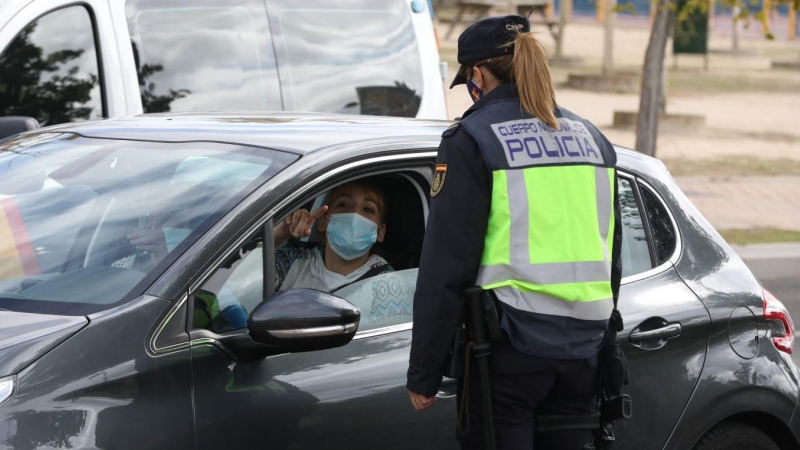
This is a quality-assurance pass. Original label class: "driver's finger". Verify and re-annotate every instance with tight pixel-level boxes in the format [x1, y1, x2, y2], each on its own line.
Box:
[289, 211, 305, 235]
[309, 205, 328, 222]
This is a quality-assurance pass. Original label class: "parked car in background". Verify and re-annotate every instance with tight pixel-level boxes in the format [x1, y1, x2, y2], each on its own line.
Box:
[0, 113, 798, 450]
[0, 0, 447, 139]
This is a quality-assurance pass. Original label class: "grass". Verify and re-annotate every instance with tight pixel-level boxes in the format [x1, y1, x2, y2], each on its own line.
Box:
[663, 157, 800, 177]
[720, 228, 800, 245]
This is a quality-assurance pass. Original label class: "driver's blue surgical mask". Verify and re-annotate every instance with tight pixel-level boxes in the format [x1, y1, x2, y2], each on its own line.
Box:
[326, 213, 379, 261]
[163, 227, 192, 253]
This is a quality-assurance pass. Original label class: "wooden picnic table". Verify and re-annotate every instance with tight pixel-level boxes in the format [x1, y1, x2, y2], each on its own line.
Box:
[444, 0, 560, 41]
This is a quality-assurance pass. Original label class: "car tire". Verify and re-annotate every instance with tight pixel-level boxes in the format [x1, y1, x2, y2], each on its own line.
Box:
[693, 421, 779, 450]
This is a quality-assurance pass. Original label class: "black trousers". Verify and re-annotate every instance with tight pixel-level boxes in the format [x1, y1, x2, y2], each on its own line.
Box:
[457, 340, 599, 450]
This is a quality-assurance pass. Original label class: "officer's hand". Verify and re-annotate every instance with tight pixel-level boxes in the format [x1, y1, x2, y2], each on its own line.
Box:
[408, 390, 436, 411]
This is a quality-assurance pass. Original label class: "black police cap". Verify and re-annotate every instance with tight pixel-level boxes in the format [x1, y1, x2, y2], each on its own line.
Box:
[450, 15, 531, 89]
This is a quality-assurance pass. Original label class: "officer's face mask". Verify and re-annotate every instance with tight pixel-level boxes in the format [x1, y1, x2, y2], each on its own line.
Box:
[467, 78, 483, 103]
[325, 213, 379, 261]
[163, 227, 192, 253]
[466, 65, 484, 103]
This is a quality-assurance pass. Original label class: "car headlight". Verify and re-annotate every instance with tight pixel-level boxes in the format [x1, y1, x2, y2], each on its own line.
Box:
[0, 376, 14, 407]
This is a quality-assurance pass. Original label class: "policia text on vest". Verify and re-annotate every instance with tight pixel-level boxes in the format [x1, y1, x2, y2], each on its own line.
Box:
[494, 118, 605, 167]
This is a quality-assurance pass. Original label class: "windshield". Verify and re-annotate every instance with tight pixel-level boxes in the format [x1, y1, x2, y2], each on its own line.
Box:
[0, 133, 294, 315]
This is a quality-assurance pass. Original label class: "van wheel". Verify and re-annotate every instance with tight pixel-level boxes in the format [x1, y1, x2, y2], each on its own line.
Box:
[693, 421, 779, 450]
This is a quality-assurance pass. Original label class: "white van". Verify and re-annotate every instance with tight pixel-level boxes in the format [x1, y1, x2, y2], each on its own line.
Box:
[0, 0, 447, 139]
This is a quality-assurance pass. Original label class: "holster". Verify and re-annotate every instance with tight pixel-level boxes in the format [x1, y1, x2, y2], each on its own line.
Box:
[598, 310, 630, 398]
[444, 289, 504, 379]
[444, 325, 467, 379]
[592, 309, 632, 449]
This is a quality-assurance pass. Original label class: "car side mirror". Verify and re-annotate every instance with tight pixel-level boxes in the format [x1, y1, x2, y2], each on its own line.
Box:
[248, 289, 360, 353]
[0, 116, 40, 140]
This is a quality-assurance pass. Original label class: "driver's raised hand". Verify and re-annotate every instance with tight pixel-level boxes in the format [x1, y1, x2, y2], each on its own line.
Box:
[286, 206, 328, 238]
[274, 205, 328, 247]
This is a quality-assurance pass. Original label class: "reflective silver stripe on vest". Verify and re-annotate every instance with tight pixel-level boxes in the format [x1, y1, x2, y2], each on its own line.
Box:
[477, 260, 611, 286]
[493, 286, 614, 321]
[595, 166, 612, 263]
[507, 170, 529, 266]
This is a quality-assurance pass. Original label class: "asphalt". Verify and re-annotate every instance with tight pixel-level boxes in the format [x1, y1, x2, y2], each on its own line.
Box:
[733, 243, 800, 312]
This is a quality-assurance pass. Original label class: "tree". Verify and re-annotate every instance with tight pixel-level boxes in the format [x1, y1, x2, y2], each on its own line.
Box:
[137, 62, 191, 113]
[0, 24, 97, 126]
[634, 0, 800, 157]
[634, 0, 675, 156]
[131, 42, 191, 113]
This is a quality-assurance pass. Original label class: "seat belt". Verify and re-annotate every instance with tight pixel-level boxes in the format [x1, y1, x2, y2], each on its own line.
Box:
[333, 264, 392, 292]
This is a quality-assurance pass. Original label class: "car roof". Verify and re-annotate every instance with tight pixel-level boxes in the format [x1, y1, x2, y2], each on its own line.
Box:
[35, 112, 666, 175]
[42, 112, 451, 156]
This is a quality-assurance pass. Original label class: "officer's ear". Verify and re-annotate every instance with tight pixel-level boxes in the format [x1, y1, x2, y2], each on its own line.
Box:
[472, 66, 485, 89]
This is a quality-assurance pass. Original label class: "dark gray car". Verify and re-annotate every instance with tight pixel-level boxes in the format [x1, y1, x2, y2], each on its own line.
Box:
[0, 114, 797, 450]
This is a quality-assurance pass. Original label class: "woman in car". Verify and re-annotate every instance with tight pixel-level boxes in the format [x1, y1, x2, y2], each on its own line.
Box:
[273, 177, 413, 326]
[273, 177, 393, 292]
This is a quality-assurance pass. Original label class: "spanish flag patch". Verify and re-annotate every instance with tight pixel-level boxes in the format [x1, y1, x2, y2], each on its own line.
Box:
[431, 164, 447, 197]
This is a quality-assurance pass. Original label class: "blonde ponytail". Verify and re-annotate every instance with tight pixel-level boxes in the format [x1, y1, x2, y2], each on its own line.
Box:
[509, 33, 558, 130]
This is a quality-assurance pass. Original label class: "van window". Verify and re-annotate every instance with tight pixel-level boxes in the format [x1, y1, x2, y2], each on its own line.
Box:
[266, 0, 424, 117]
[0, 6, 104, 125]
[126, 0, 282, 113]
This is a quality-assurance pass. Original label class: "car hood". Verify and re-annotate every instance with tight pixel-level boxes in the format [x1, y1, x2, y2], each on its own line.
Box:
[0, 309, 88, 377]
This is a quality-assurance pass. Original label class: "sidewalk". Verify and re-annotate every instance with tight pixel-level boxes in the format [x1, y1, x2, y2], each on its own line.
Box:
[674, 176, 800, 232]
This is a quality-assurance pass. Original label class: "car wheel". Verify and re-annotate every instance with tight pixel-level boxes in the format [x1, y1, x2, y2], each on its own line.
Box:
[693, 421, 779, 450]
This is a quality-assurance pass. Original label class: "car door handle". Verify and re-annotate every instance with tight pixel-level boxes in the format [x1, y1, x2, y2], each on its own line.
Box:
[630, 323, 682, 343]
[435, 378, 458, 399]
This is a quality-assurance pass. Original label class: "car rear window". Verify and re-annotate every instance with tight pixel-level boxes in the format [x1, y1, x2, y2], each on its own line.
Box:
[640, 185, 677, 265]
[126, 0, 282, 113]
[265, 0, 424, 117]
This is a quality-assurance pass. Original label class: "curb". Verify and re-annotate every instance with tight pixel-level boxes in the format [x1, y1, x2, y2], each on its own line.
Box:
[731, 243, 800, 282]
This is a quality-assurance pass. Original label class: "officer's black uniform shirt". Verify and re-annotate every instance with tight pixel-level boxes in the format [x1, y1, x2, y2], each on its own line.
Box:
[407, 84, 623, 397]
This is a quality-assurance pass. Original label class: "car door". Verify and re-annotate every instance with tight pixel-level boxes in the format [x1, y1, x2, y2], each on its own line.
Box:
[613, 174, 712, 449]
[0, 0, 123, 128]
[187, 160, 459, 450]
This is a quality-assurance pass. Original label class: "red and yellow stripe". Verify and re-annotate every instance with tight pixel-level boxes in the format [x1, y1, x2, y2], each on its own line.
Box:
[0, 199, 39, 280]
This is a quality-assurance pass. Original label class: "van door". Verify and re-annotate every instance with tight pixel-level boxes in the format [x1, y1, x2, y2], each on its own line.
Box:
[0, 0, 124, 127]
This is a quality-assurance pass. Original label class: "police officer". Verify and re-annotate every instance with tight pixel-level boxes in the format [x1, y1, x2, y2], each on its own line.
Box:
[406, 15, 623, 450]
